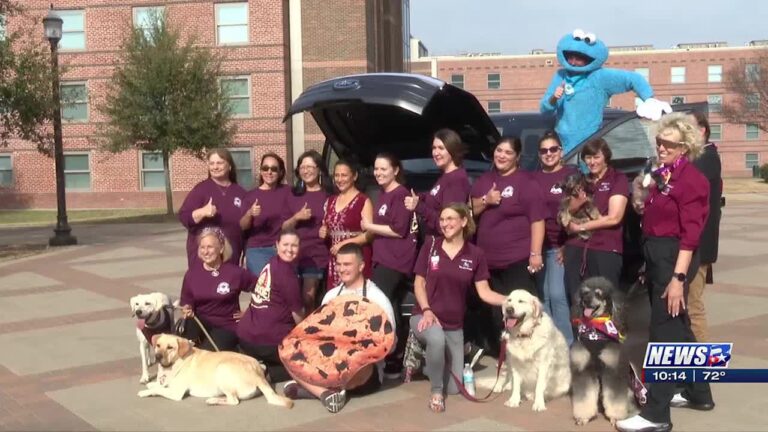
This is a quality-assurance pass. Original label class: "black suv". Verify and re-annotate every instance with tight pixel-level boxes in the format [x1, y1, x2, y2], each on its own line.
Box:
[286, 73, 707, 294]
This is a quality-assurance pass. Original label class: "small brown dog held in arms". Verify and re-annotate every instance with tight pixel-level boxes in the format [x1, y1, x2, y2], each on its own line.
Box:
[137, 334, 293, 408]
[558, 173, 601, 240]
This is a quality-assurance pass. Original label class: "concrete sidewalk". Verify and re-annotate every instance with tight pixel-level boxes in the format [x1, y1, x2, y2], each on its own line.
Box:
[0, 202, 767, 431]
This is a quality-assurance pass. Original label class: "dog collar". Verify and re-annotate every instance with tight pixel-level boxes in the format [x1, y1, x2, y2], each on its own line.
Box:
[573, 315, 624, 343]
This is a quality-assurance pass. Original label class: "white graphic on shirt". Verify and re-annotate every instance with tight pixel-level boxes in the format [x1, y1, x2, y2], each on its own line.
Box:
[216, 282, 231, 295]
[378, 204, 388, 216]
[550, 184, 563, 195]
[430, 254, 440, 271]
[501, 186, 514, 198]
[598, 182, 611, 192]
[430, 185, 441, 196]
[458, 258, 474, 271]
[251, 263, 272, 307]
[233, 197, 242, 208]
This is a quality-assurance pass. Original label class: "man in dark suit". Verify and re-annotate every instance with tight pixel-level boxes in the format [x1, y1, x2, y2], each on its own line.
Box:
[690, 112, 722, 342]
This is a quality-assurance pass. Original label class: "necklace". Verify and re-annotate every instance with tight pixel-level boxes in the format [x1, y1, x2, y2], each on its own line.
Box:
[204, 262, 222, 277]
[211, 179, 231, 197]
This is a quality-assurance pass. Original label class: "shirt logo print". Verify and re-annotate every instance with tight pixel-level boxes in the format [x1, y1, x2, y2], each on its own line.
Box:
[378, 204, 388, 216]
[233, 197, 242, 208]
[598, 182, 611, 192]
[216, 282, 231, 295]
[458, 258, 474, 271]
[430, 185, 441, 196]
[501, 186, 514, 198]
[550, 184, 563, 195]
[251, 264, 272, 306]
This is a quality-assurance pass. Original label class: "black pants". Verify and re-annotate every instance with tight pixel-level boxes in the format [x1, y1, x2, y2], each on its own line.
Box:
[239, 342, 291, 383]
[641, 237, 713, 424]
[372, 264, 409, 368]
[563, 245, 622, 301]
[181, 317, 238, 352]
[468, 259, 536, 358]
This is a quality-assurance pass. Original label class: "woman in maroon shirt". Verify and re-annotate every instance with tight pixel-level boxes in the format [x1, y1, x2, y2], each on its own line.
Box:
[617, 113, 714, 432]
[562, 138, 629, 300]
[282, 150, 331, 312]
[410, 203, 506, 413]
[179, 227, 257, 352]
[178, 149, 247, 267]
[240, 153, 289, 276]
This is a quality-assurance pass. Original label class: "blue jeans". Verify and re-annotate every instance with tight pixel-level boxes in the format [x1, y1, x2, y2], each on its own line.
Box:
[536, 248, 573, 346]
[245, 246, 276, 275]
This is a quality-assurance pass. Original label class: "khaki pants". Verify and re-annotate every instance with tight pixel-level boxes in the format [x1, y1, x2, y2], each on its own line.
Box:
[688, 265, 709, 342]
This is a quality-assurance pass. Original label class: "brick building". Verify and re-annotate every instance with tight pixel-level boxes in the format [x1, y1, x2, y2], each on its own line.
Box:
[0, 0, 408, 209]
[411, 41, 768, 177]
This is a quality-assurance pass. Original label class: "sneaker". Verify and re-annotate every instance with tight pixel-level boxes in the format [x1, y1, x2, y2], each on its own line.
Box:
[464, 342, 485, 369]
[670, 393, 715, 411]
[282, 380, 314, 400]
[321, 390, 347, 413]
[384, 362, 403, 380]
[615, 414, 672, 432]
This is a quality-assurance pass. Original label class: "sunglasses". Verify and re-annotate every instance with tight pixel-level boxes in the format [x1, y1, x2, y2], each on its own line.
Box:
[538, 146, 562, 155]
[260, 165, 280, 173]
[655, 137, 685, 149]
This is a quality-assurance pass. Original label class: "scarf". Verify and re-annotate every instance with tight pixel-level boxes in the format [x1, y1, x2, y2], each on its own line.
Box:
[652, 156, 687, 191]
[573, 315, 625, 343]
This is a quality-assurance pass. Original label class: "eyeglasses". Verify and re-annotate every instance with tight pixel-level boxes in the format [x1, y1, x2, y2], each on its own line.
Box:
[299, 165, 318, 171]
[260, 165, 280, 173]
[655, 137, 685, 149]
[538, 146, 562, 155]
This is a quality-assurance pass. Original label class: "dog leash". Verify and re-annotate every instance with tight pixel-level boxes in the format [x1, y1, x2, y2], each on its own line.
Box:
[448, 338, 507, 403]
[173, 305, 221, 352]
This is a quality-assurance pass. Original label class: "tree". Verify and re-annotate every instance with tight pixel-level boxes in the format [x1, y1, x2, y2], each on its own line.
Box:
[98, 10, 235, 215]
[722, 49, 768, 134]
[0, 0, 56, 153]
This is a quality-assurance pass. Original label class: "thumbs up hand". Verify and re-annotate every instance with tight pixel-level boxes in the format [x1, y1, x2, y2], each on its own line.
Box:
[485, 183, 501, 206]
[295, 202, 312, 221]
[250, 199, 262, 217]
[203, 197, 217, 218]
[554, 80, 566, 99]
[404, 188, 419, 211]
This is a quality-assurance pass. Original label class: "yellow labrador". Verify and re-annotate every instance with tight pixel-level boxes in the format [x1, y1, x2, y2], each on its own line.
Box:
[137, 334, 293, 408]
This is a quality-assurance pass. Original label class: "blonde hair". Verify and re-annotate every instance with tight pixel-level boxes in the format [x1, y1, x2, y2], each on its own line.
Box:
[197, 227, 233, 263]
[653, 112, 704, 159]
[441, 203, 476, 240]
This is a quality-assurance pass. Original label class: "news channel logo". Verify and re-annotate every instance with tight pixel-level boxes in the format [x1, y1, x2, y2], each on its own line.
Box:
[643, 342, 732, 369]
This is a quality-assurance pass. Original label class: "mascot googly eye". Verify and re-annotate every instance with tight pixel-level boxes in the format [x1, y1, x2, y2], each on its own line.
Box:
[584, 33, 597, 45]
[572, 29, 586, 40]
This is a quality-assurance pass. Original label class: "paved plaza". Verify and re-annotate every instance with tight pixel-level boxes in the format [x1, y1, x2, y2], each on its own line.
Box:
[0, 200, 767, 431]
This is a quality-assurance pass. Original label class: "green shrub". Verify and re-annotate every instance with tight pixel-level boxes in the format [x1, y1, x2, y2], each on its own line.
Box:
[761, 163, 768, 183]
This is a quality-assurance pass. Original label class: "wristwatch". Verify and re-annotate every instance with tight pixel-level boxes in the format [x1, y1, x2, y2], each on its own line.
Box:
[673, 272, 687, 282]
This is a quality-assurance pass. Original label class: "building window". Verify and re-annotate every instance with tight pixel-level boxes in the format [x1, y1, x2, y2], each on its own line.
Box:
[634, 67, 649, 82]
[450, 74, 464, 89]
[0, 155, 11, 187]
[60, 83, 88, 122]
[487, 73, 501, 90]
[670, 66, 686, 84]
[746, 124, 760, 140]
[745, 153, 759, 169]
[0, 13, 6, 41]
[58, 10, 85, 51]
[671, 96, 685, 105]
[746, 63, 760, 81]
[141, 152, 166, 189]
[707, 95, 722, 113]
[487, 100, 501, 114]
[220, 77, 251, 117]
[707, 65, 722, 83]
[133, 6, 164, 39]
[215, 2, 248, 45]
[64, 153, 90, 190]
[746, 93, 760, 111]
[710, 124, 722, 141]
[230, 149, 253, 188]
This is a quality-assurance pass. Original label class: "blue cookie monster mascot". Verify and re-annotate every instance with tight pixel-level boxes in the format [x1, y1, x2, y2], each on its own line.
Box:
[540, 29, 671, 154]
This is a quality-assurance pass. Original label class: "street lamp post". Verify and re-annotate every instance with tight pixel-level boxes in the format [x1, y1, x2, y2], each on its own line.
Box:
[43, 7, 77, 246]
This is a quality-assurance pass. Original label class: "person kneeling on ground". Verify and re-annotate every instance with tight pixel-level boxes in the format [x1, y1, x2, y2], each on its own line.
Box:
[280, 243, 396, 413]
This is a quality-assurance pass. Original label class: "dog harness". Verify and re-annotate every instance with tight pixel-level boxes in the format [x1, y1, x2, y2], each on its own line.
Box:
[137, 306, 174, 342]
[573, 315, 624, 343]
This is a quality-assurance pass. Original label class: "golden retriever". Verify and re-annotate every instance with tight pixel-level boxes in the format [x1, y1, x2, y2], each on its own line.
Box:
[494, 289, 571, 411]
[137, 334, 293, 408]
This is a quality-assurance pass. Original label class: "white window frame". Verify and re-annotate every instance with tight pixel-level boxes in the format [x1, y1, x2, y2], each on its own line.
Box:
[671, 96, 686, 105]
[219, 76, 252, 118]
[745, 152, 760, 169]
[707, 95, 722, 113]
[133, 6, 165, 38]
[670, 66, 686, 84]
[450, 74, 464, 89]
[487, 73, 501, 90]
[215, 2, 249, 46]
[634, 67, 650, 82]
[58, 9, 86, 51]
[746, 124, 760, 140]
[487, 100, 501, 114]
[140, 151, 167, 190]
[60, 81, 89, 123]
[63, 152, 91, 191]
[710, 124, 722, 141]
[230, 148, 253, 188]
[0, 154, 12, 187]
[707, 65, 722, 83]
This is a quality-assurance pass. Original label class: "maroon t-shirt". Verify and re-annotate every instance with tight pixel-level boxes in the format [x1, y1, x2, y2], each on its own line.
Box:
[416, 168, 470, 237]
[413, 239, 490, 330]
[284, 189, 330, 270]
[372, 185, 418, 275]
[565, 167, 629, 254]
[178, 179, 248, 266]
[643, 159, 710, 251]
[531, 166, 578, 250]
[179, 262, 257, 332]
[471, 170, 546, 268]
[244, 185, 289, 249]
[237, 255, 303, 346]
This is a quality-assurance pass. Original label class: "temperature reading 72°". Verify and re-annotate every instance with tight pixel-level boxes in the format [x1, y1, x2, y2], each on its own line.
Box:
[703, 370, 726, 381]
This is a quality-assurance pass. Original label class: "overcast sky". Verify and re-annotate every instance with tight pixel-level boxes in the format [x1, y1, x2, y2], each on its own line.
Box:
[410, 0, 768, 56]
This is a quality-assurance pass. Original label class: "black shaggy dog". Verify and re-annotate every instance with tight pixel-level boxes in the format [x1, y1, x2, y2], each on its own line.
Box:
[570, 277, 634, 426]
